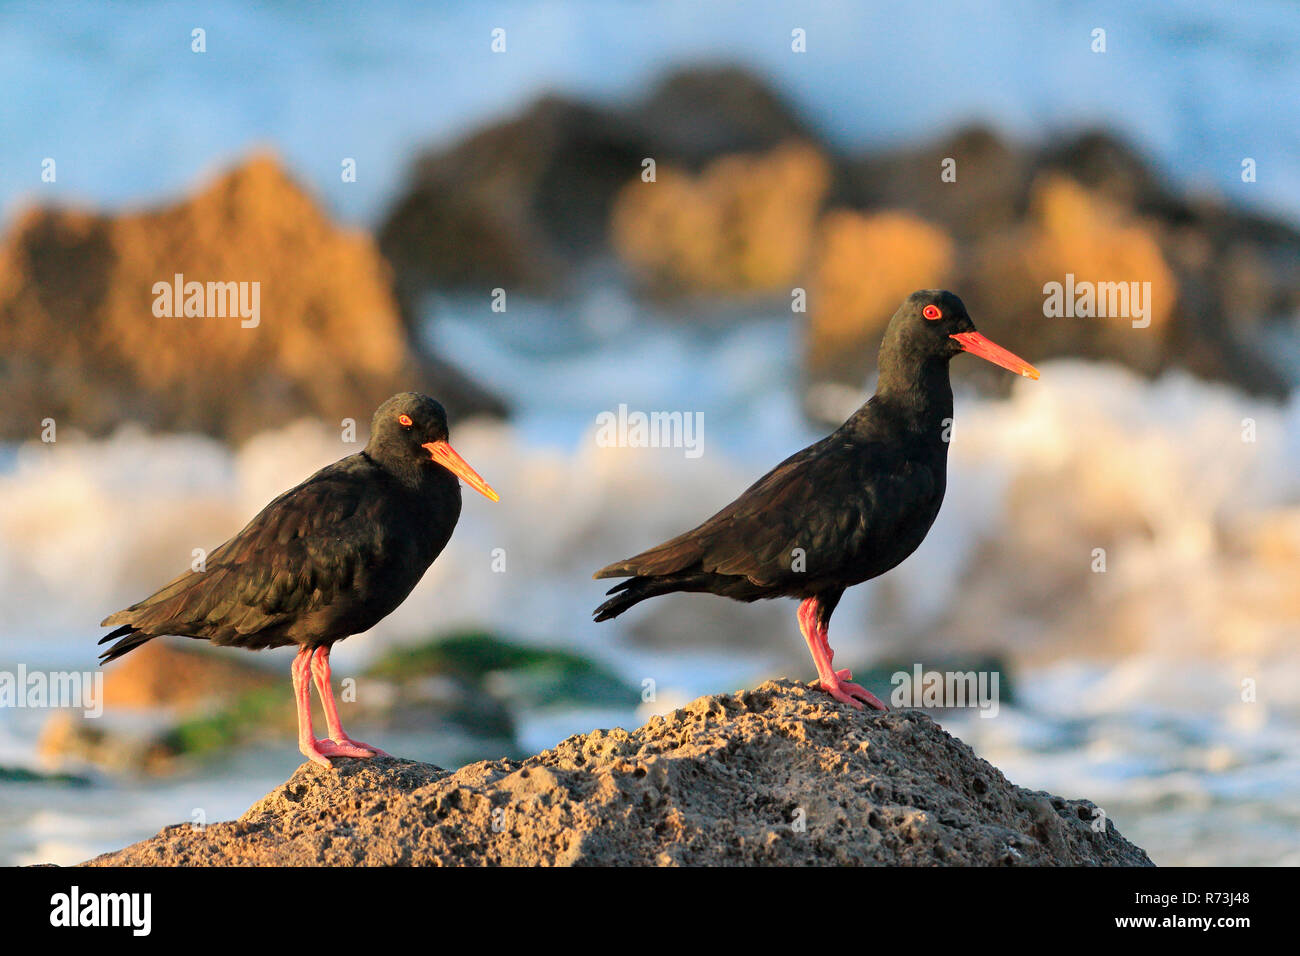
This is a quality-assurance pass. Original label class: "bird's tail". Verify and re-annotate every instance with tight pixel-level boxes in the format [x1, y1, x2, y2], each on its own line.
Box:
[593, 573, 713, 622]
[97, 624, 154, 664]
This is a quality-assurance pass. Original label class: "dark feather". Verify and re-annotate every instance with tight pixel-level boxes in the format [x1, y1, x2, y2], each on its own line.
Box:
[594, 398, 948, 611]
[98, 450, 460, 658]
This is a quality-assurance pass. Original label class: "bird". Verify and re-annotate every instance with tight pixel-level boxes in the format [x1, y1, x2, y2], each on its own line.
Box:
[97, 392, 499, 767]
[592, 290, 1038, 710]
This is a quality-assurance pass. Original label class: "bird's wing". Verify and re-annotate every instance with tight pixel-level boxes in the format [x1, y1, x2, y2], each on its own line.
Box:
[597, 435, 937, 587]
[101, 460, 385, 638]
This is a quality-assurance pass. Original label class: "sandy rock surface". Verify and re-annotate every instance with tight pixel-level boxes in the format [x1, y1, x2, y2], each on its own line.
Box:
[84, 679, 1152, 866]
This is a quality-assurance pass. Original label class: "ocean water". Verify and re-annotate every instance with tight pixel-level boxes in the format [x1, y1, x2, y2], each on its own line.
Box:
[3, 0, 1300, 225]
[2, 0, 1299, 865]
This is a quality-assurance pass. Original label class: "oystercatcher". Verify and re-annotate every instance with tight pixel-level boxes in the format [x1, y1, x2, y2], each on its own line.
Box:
[98, 392, 498, 767]
[593, 290, 1038, 710]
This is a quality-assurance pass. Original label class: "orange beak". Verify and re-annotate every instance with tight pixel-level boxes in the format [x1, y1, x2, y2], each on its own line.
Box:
[422, 441, 500, 502]
[951, 331, 1040, 380]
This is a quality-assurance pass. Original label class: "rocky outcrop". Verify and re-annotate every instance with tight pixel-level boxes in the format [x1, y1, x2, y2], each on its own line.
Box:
[377, 65, 814, 302]
[804, 209, 955, 384]
[611, 141, 831, 299]
[381, 63, 1300, 401]
[829, 125, 1298, 401]
[378, 96, 637, 300]
[0, 153, 503, 442]
[83, 679, 1152, 866]
[958, 173, 1179, 390]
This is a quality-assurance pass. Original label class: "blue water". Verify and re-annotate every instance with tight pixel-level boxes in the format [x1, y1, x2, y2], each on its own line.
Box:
[3, 0, 1299, 227]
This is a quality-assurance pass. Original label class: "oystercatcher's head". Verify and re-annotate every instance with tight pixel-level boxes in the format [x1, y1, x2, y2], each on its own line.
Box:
[369, 392, 500, 501]
[888, 290, 1040, 380]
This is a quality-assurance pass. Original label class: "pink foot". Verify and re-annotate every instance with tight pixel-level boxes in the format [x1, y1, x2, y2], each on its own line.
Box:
[299, 738, 336, 769]
[819, 676, 889, 712]
[325, 736, 389, 759]
[299, 736, 389, 767]
[797, 596, 889, 712]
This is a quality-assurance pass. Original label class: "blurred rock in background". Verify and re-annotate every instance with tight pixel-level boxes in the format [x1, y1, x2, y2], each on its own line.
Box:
[0, 153, 505, 443]
[375, 66, 1299, 418]
[5, 65, 1295, 443]
[377, 65, 814, 308]
[611, 141, 830, 300]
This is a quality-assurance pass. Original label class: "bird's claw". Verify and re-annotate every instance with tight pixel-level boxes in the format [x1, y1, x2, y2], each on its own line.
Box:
[819, 677, 889, 712]
[318, 736, 389, 759]
[300, 736, 389, 766]
[299, 739, 336, 769]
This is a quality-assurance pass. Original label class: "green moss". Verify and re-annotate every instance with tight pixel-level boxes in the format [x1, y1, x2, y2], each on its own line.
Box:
[366, 630, 638, 708]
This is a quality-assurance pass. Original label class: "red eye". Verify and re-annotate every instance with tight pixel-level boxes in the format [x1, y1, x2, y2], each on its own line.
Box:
[923, 305, 942, 320]
[398, 414, 413, 427]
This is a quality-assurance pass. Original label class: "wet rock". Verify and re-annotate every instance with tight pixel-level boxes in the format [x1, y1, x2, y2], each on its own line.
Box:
[37, 643, 278, 773]
[88, 642, 278, 711]
[961, 173, 1179, 387]
[833, 125, 1031, 243]
[1038, 131, 1300, 398]
[627, 64, 815, 167]
[0, 765, 92, 787]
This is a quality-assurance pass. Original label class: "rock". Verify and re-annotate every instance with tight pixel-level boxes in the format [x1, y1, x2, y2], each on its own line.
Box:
[378, 65, 815, 302]
[90, 642, 278, 711]
[833, 125, 1031, 243]
[626, 64, 816, 167]
[380, 67, 1298, 402]
[610, 141, 831, 300]
[0, 765, 91, 786]
[37, 644, 279, 773]
[961, 173, 1179, 385]
[1039, 131, 1300, 398]
[378, 96, 645, 300]
[82, 679, 1152, 866]
[38, 711, 179, 775]
[804, 209, 955, 387]
[0, 153, 504, 443]
[831, 126, 1298, 401]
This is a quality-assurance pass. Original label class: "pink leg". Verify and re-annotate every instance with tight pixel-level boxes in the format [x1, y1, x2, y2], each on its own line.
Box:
[797, 597, 888, 711]
[292, 646, 335, 768]
[310, 645, 389, 758]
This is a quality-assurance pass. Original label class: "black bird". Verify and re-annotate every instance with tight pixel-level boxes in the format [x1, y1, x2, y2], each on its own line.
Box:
[98, 392, 499, 767]
[593, 291, 1038, 710]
